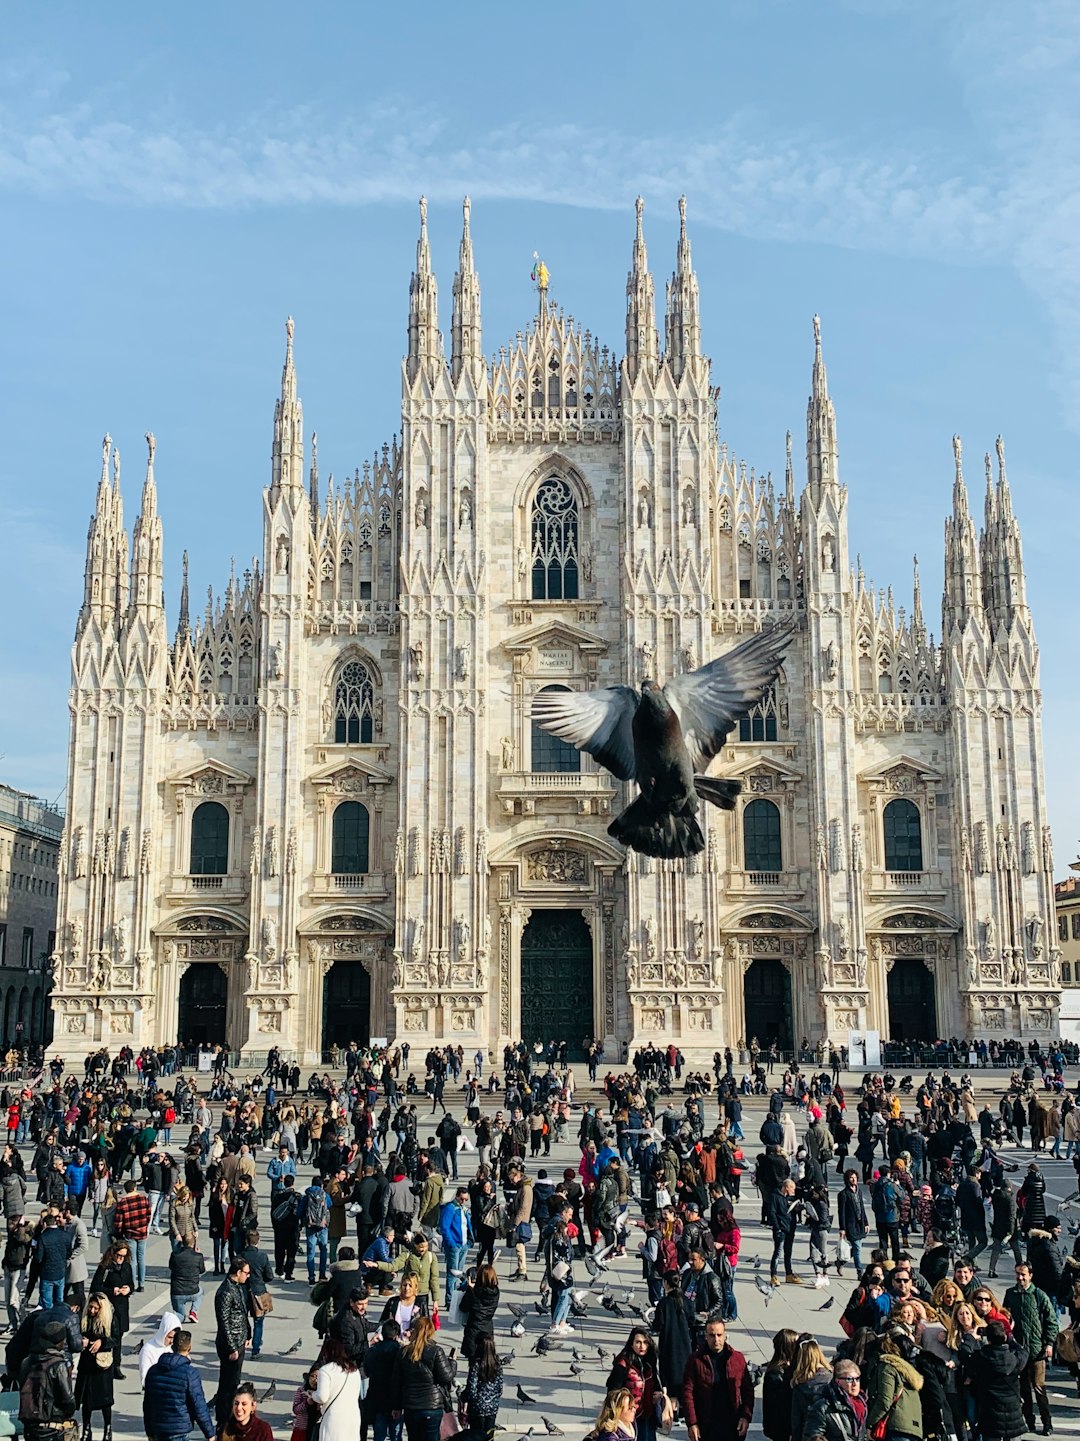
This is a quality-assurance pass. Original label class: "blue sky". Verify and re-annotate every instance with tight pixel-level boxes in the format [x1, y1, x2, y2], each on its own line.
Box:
[2, 1, 1079, 859]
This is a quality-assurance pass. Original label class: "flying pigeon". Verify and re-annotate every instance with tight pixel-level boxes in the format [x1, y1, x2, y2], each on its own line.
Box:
[507, 1303, 527, 1320]
[816, 1297, 834, 1312]
[1069, 1221, 1080, 1237]
[531, 625, 791, 858]
[755, 1275, 774, 1304]
[601, 1295, 625, 1318]
[517, 1385, 538, 1405]
[542, 1421, 565, 1436]
[260, 1381, 276, 1403]
[748, 1363, 766, 1386]
[570, 1289, 591, 1307]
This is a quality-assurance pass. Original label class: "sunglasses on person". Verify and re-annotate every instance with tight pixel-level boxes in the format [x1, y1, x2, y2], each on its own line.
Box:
[836, 1372, 861, 1387]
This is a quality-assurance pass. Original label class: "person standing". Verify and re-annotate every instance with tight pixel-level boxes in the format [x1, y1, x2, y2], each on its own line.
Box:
[17, 1320, 77, 1441]
[803, 1359, 869, 1441]
[239, 1231, 274, 1360]
[962, 1319, 1027, 1441]
[461, 1334, 503, 1441]
[219, 1383, 273, 1441]
[3, 1218, 33, 1331]
[681, 1317, 755, 1441]
[438, 1187, 473, 1312]
[767, 1180, 803, 1286]
[111, 1180, 151, 1292]
[35, 1214, 72, 1311]
[270, 1174, 301, 1280]
[393, 1313, 457, 1441]
[364, 1317, 404, 1441]
[74, 1292, 117, 1441]
[89, 1243, 132, 1381]
[301, 1178, 330, 1286]
[313, 1336, 363, 1441]
[142, 1328, 214, 1441]
[213, 1256, 252, 1429]
[1003, 1261, 1056, 1436]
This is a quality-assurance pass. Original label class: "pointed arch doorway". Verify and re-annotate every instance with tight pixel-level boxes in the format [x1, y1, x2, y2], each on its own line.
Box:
[178, 964, 228, 1048]
[519, 910, 594, 1055]
[322, 963, 372, 1052]
[886, 957, 937, 1042]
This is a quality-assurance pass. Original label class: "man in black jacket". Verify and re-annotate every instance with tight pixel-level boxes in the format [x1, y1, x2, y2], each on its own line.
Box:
[363, 1318, 402, 1441]
[239, 1231, 274, 1359]
[767, 1180, 803, 1286]
[680, 1248, 723, 1344]
[213, 1257, 251, 1427]
[988, 1179, 1023, 1278]
[270, 1175, 301, 1280]
[6, 1298, 81, 1376]
[329, 1287, 370, 1369]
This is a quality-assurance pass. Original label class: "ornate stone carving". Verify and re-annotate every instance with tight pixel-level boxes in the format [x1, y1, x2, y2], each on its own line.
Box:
[475, 829, 488, 873]
[742, 912, 791, 929]
[526, 844, 586, 884]
[1021, 821, 1035, 875]
[975, 821, 990, 874]
[408, 828, 422, 877]
[850, 824, 863, 873]
[829, 818, 846, 873]
[72, 827, 86, 878]
[177, 916, 231, 932]
[1042, 825, 1055, 875]
[265, 827, 278, 877]
[454, 828, 467, 877]
[816, 825, 828, 872]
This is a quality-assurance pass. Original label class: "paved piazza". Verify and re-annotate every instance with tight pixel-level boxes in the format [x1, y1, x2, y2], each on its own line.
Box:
[47, 1065, 1080, 1439]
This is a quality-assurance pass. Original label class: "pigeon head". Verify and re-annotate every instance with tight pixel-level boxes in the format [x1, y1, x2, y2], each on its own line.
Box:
[641, 678, 660, 693]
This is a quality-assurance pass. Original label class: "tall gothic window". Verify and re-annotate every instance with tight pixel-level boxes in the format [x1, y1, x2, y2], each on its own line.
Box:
[334, 660, 375, 744]
[883, 797, 923, 872]
[739, 685, 779, 742]
[190, 802, 229, 875]
[332, 801, 370, 874]
[531, 476, 579, 601]
[743, 798, 782, 873]
[531, 685, 581, 773]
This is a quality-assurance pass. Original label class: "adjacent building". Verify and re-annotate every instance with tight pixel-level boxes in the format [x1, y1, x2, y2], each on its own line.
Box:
[0, 783, 62, 1045]
[49, 197, 1060, 1062]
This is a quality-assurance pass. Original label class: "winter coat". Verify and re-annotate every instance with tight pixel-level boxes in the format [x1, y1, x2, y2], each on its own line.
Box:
[791, 1367, 834, 1441]
[90, 1258, 133, 1334]
[1, 1170, 26, 1221]
[990, 1187, 1017, 1240]
[653, 1290, 692, 1395]
[762, 1367, 793, 1441]
[681, 1343, 755, 1433]
[1027, 1229, 1069, 1303]
[393, 1341, 457, 1411]
[804, 1379, 868, 1441]
[65, 1217, 90, 1286]
[866, 1353, 924, 1440]
[328, 1304, 369, 1368]
[169, 1244, 206, 1298]
[142, 1350, 215, 1440]
[1002, 1282, 1057, 1356]
[460, 1280, 499, 1358]
[213, 1275, 251, 1354]
[963, 1340, 1028, 1441]
[837, 1186, 868, 1241]
[1018, 1170, 1046, 1230]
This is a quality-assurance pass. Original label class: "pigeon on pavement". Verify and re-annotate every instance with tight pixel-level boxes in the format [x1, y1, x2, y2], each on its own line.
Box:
[531, 625, 790, 857]
[499, 1352, 516, 1367]
[816, 1298, 834, 1312]
[510, 1320, 526, 1338]
[568, 1364, 585, 1377]
[260, 1381, 276, 1404]
[517, 1385, 538, 1405]
[542, 1421, 565, 1435]
[284, 1338, 303, 1355]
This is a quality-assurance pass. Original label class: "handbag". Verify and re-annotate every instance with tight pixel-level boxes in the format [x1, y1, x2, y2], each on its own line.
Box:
[1058, 1326, 1080, 1365]
[439, 1415, 462, 1440]
[251, 1290, 274, 1317]
[869, 1385, 904, 1441]
[655, 1389, 675, 1436]
[551, 1260, 569, 1281]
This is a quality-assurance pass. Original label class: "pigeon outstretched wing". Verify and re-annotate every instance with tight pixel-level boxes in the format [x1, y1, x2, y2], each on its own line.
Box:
[529, 687, 640, 781]
[664, 625, 791, 772]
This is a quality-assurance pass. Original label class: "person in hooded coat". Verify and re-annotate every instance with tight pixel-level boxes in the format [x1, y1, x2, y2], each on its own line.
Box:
[1018, 1164, 1047, 1235]
[653, 1269, 691, 1402]
[139, 1309, 184, 1385]
[962, 1320, 1027, 1441]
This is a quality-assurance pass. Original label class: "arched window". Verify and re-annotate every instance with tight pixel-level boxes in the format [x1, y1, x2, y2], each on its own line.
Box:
[743, 799, 782, 874]
[333, 660, 375, 744]
[190, 802, 229, 875]
[883, 797, 923, 872]
[531, 685, 581, 774]
[739, 685, 779, 742]
[332, 801, 370, 875]
[531, 476, 579, 601]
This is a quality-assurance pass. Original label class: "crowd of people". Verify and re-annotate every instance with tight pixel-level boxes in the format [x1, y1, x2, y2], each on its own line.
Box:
[1, 1034, 1079, 1441]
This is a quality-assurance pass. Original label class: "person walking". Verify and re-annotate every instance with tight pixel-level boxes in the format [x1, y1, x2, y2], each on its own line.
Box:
[212, 1256, 252, 1429]
[168, 1230, 206, 1323]
[270, 1174, 301, 1280]
[461, 1333, 503, 1441]
[35, 1214, 72, 1311]
[239, 1230, 273, 1360]
[142, 1328, 214, 1441]
[438, 1187, 473, 1311]
[89, 1244, 132, 1381]
[301, 1178, 330, 1286]
[680, 1317, 755, 1441]
[313, 1336, 363, 1441]
[17, 1320, 77, 1441]
[3, 1217, 33, 1331]
[988, 1179, 1023, 1279]
[1003, 1260, 1056, 1436]
[74, 1293, 117, 1441]
[767, 1180, 803, 1286]
[111, 1180, 151, 1293]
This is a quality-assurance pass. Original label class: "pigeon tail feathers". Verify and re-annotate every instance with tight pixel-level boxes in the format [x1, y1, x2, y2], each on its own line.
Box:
[609, 795, 704, 858]
[692, 776, 741, 811]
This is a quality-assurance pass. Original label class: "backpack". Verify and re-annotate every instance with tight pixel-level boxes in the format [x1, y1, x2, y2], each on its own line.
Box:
[20, 1356, 65, 1424]
[271, 1191, 299, 1227]
[303, 1187, 330, 1231]
[656, 1236, 678, 1274]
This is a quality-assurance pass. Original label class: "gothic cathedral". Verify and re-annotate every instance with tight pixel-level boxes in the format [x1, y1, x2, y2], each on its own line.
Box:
[49, 197, 1060, 1062]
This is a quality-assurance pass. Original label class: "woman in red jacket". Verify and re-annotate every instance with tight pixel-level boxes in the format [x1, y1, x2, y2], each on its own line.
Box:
[606, 1327, 659, 1441]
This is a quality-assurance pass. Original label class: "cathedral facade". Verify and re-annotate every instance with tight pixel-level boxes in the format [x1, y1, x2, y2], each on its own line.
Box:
[49, 197, 1061, 1063]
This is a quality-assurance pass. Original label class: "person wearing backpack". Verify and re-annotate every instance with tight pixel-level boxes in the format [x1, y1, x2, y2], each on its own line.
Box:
[301, 1178, 330, 1286]
[870, 1170, 901, 1262]
[271, 1174, 301, 1280]
[4, 1217, 34, 1330]
[435, 1114, 462, 1181]
[18, 1320, 77, 1441]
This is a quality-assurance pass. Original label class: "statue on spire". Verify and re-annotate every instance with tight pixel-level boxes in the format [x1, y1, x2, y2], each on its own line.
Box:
[146, 431, 156, 467]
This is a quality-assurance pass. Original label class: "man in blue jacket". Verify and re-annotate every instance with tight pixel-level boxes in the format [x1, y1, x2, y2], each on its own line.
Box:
[35, 1214, 72, 1310]
[438, 1187, 474, 1309]
[143, 1328, 214, 1440]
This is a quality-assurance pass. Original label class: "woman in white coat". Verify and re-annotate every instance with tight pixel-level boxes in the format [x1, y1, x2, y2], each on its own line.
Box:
[313, 1336, 363, 1441]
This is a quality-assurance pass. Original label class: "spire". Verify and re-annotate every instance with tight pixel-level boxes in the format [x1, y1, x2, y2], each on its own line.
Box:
[407, 195, 443, 384]
[784, 430, 795, 510]
[177, 550, 190, 640]
[81, 433, 123, 635]
[664, 196, 702, 383]
[805, 315, 839, 506]
[982, 434, 1029, 627]
[128, 431, 164, 622]
[309, 431, 320, 528]
[271, 316, 304, 503]
[912, 553, 926, 648]
[943, 433, 983, 632]
[625, 196, 658, 384]
[451, 196, 482, 385]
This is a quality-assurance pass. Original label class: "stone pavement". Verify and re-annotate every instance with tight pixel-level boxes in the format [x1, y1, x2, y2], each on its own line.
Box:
[77, 1070, 1080, 1438]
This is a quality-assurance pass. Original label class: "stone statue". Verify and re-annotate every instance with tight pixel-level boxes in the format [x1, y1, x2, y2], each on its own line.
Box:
[270, 642, 284, 681]
[644, 917, 657, 960]
[1043, 825, 1055, 875]
[476, 953, 487, 987]
[668, 955, 685, 989]
[690, 918, 705, 958]
[113, 917, 128, 964]
[246, 952, 258, 990]
[816, 825, 828, 872]
[975, 821, 990, 874]
[517, 546, 528, 580]
[824, 641, 838, 682]
[65, 917, 82, 953]
[438, 954, 451, 989]
[392, 952, 404, 988]
[822, 534, 835, 573]
[983, 915, 996, 958]
[409, 642, 424, 681]
[837, 916, 850, 959]
[411, 919, 424, 957]
[681, 643, 697, 673]
[73, 828, 86, 879]
[275, 535, 290, 575]
[1021, 821, 1035, 875]
[455, 643, 471, 682]
[626, 951, 640, 988]
[118, 828, 131, 879]
[582, 545, 594, 582]
[394, 829, 405, 874]
[639, 640, 655, 674]
[637, 493, 651, 527]
[855, 947, 867, 987]
[1028, 915, 1044, 955]
[817, 948, 832, 989]
[458, 491, 472, 527]
[682, 492, 695, 526]
[850, 824, 864, 873]
[427, 958, 439, 990]
[965, 948, 980, 987]
[1009, 951, 1024, 987]
[960, 827, 972, 872]
[262, 917, 277, 956]
[414, 492, 428, 527]
[266, 827, 279, 877]
[500, 736, 515, 771]
[281, 952, 292, 988]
